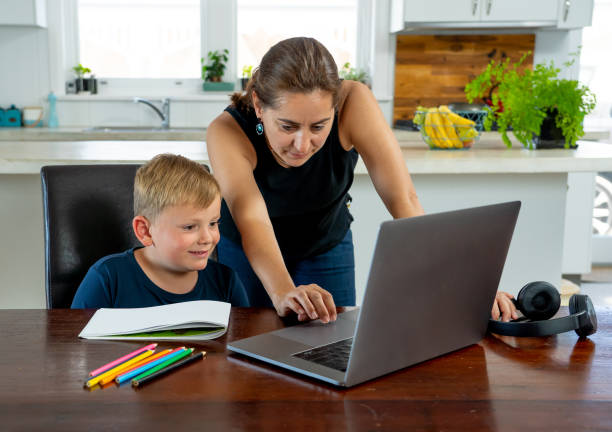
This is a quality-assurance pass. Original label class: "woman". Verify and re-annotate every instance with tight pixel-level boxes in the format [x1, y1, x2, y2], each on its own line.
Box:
[207, 37, 516, 323]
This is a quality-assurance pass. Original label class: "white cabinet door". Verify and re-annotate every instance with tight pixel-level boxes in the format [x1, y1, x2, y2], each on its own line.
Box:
[400, 0, 576, 28]
[483, 0, 559, 23]
[0, 0, 47, 27]
[557, 0, 594, 28]
[403, 0, 480, 23]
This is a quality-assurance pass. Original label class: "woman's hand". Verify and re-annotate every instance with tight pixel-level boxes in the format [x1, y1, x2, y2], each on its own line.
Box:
[491, 291, 519, 321]
[271, 284, 337, 323]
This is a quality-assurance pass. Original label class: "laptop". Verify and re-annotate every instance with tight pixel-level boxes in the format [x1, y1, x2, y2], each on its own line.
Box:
[227, 201, 521, 387]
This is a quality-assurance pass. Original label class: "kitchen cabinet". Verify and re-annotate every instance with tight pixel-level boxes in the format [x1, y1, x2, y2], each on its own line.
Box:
[482, 0, 558, 23]
[0, 0, 47, 27]
[392, 0, 577, 31]
[557, 0, 594, 28]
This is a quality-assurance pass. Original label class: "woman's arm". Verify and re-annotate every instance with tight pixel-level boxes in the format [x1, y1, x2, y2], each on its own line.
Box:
[206, 112, 336, 323]
[338, 81, 424, 219]
[339, 84, 518, 319]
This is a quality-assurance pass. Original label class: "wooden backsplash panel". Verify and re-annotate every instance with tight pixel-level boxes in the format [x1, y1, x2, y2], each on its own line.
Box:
[393, 34, 535, 123]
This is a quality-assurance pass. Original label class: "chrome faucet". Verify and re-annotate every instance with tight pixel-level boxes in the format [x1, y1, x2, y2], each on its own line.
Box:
[133, 97, 170, 129]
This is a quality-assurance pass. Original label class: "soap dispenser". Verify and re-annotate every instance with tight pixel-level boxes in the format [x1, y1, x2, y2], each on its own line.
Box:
[48, 92, 58, 128]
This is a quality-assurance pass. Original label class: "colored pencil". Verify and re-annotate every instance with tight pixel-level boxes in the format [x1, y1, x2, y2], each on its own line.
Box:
[98, 348, 175, 386]
[88, 343, 158, 377]
[132, 351, 205, 388]
[131, 348, 194, 386]
[85, 350, 154, 388]
[115, 348, 187, 385]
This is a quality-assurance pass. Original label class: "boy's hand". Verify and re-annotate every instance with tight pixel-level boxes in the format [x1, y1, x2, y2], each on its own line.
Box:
[491, 291, 519, 322]
[272, 284, 337, 324]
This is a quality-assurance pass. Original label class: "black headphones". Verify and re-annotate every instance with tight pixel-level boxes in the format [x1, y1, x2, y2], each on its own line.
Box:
[488, 281, 597, 338]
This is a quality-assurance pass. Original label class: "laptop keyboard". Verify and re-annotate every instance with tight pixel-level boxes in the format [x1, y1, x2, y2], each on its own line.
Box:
[293, 337, 353, 372]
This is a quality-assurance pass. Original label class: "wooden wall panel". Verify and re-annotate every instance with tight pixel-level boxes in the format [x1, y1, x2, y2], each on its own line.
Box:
[393, 34, 535, 123]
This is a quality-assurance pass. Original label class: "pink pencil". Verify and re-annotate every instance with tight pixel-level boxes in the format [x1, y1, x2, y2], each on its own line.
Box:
[88, 343, 158, 377]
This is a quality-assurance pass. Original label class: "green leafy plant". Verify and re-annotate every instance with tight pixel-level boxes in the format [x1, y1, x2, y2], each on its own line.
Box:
[339, 62, 370, 85]
[241, 65, 253, 79]
[201, 49, 229, 82]
[72, 63, 91, 78]
[465, 52, 596, 149]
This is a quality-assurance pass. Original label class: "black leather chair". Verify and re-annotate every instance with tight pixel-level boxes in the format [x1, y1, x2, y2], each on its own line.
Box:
[41, 165, 141, 308]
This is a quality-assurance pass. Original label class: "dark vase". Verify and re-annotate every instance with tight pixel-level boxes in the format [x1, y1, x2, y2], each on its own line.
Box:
[75, 77, 85, 93]
[241, 77, 249, 90]
[532, 108, 576, 149]
[85, 77, 98, 94]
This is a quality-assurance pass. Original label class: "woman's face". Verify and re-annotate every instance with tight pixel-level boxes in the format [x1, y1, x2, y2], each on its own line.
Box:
[254, 90, 335, 168]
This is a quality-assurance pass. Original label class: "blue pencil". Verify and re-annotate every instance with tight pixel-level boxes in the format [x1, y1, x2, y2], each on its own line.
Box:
[115, 348, 187, 384]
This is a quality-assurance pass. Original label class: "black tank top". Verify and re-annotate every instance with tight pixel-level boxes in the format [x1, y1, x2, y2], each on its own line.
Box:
[220, 105, 359, 261]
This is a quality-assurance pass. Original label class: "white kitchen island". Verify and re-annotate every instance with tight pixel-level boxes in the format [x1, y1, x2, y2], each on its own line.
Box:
[1, 135, 612, 308]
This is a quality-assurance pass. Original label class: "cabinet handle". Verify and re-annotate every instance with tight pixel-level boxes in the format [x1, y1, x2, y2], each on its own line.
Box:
[563, 0, 571, 22]
[486, 0, 493, 15]
[471, 0, 478, 16]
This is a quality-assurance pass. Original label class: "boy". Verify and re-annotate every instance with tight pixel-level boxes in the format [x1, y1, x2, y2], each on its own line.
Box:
[71, 153, 248, 308]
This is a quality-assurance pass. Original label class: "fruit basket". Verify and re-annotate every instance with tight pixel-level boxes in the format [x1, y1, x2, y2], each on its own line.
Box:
[413, 105, 487, 150]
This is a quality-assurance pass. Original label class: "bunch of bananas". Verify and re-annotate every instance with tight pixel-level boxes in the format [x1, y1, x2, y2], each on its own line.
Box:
[413, 105, 479, 149]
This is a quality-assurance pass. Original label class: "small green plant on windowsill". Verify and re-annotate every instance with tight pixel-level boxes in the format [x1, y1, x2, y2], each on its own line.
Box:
[72, 63, 91, 78]
[464, 52, 596, 149]
[339, 62, 370, 88]
[72, 63, 97, 94]
[201, 49, 234, 91]
[240, 65, 253, 90]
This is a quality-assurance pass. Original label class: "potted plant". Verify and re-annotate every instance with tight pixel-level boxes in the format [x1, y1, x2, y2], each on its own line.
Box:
[201, 49, 234, 91]
[72, 63, 97, 94]
[240, 65, 253, 91]
[339, 62, 370, 88]
[464, 53, 596, 149]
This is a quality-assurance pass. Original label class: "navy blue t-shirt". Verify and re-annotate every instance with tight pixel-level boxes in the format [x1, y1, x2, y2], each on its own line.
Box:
[71, 248, 249, 308]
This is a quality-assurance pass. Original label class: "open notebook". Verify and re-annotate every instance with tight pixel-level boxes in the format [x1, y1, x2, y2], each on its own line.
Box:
[78, 300, 231, 341]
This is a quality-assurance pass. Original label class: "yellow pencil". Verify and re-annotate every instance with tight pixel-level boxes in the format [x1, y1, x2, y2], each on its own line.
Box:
[85, 350, 154, 388]
[98, 348, 174, 386]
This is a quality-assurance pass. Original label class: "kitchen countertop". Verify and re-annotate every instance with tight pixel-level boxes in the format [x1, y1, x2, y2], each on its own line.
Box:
[2, 137, 612, 175]
[0, 127, 207, 141]
[1, 127, 609, 143]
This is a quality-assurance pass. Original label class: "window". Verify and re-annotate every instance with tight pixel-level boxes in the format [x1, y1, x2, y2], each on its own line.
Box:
[236, 0, 357, 79]
[78, 0, 201, 79]
[580, 0, 612, 134]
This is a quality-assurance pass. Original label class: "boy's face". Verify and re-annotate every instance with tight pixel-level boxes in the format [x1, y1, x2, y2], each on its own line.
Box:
[147, 196, 221, 273]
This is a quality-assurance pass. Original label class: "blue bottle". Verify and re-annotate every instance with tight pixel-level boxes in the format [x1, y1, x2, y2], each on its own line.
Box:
[48, 91, 58, 128]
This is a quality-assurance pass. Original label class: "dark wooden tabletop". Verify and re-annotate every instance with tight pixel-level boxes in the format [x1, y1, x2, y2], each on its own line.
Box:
[1, 307, 611, 431]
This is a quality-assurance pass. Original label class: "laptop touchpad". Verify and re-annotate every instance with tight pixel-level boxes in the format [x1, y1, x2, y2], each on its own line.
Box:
[276, 314, 357, 347]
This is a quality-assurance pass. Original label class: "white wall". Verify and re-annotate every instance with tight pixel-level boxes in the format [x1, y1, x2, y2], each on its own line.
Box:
[0, 27, 50, 108]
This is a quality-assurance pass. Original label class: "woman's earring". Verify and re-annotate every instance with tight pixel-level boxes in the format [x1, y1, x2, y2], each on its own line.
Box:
[255, 120, 264, 136]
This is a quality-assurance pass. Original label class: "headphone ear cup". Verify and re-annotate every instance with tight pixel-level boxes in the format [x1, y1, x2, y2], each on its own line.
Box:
[515, 281, 560, 321]
[569, 294, 597, 337]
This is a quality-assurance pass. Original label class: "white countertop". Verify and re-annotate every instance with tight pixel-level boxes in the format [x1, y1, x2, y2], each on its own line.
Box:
[0, 127, 207, 142]
[2, 127, 609, 143]
[2, 136, 612, 175]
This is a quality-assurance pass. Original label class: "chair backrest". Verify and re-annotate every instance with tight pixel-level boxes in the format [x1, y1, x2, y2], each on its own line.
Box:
[41, 165, 141, 308]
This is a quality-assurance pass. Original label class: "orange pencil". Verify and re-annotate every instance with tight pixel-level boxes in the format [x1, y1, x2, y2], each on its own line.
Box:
[99, 348, 176, 386]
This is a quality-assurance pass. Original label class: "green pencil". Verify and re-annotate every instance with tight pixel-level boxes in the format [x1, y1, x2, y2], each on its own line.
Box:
[131, 348, 194, 384]
[132, 351, 206, 388]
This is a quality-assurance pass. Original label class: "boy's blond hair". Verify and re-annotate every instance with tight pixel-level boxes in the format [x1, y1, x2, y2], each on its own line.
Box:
[134, 153, 220, 220]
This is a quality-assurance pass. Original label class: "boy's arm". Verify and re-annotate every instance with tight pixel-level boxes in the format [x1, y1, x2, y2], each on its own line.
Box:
[70, 266, 113, 309]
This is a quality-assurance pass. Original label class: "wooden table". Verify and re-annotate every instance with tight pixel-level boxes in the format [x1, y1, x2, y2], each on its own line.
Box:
[1, 308, 611, 431]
